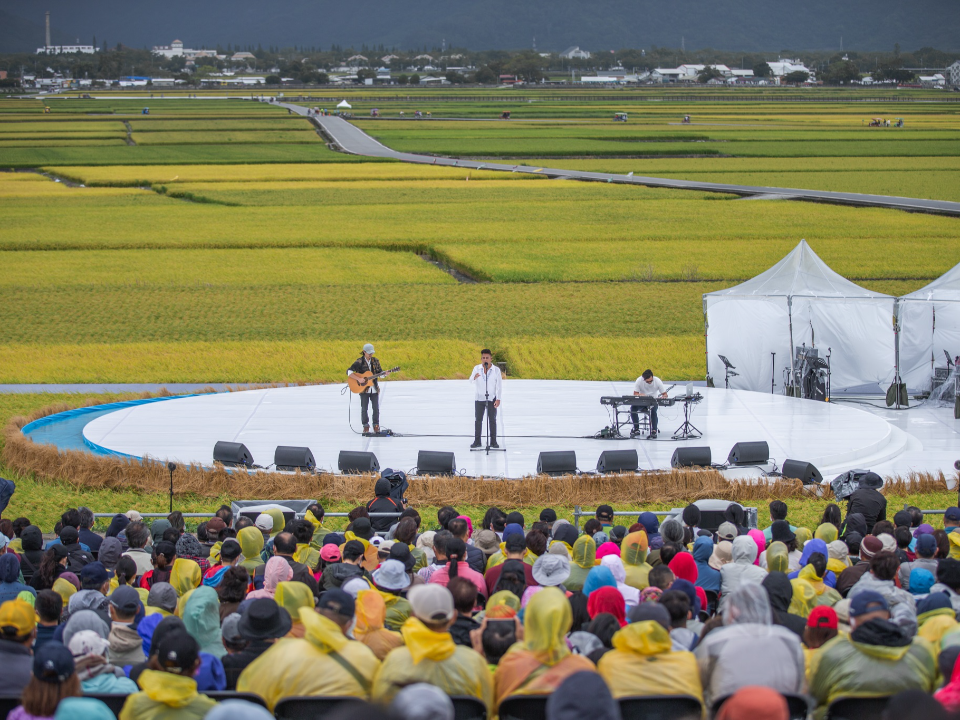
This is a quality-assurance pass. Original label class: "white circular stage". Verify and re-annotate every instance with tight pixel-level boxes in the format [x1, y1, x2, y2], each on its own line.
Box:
[81, 380, 915, 480]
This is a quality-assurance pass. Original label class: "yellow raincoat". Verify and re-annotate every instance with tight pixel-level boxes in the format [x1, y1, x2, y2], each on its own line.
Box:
[565, 535, 597, 592]
[918, 607, 959, 654]
[108, 575, 150, 606]
[171, 558, 202, 616]
[949, 531, 960, 560]
[372, 617, 494, 711]
[485, 590, 521, 618]
[264, 508, 286, 536]
[379, 590, 412, 631]
[598, 620, 703, 704]
[238, 607, 381, 710]
[293, 543, 320, 571]
[118, 668, 217, 720]
[485, 543, 535, 571]
[276, 581, 315, 638]
[790, 565, 840, 615]
[795, 527, 812, 551]
[238, 527, 265, 572]
[53, 577, 77, 605]
[494, 587, 595, 706]
[355, 589, 404, 660]
[815, 523, 839, 544]
[766, 541, 790, 573]
[621, 531, 651, 591]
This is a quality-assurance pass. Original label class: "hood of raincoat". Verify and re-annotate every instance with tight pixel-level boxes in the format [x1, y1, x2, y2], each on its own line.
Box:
[622, 531, 649, 566]
[762, 571, 794, 613]
[0, 553, 20, 583]
[400, 616, 456, 664]
[587, 586, 626, 626]
[798, 563, 827, 593]
[237, 527, 264, 563]
[799, 538, 829, 567]
[816, 523, 839, 544]
[843, 513, 867, 538]
[486, 590, 521, 618]
[795, 527, 812, 550]
[849, 618, 912, 659]
[356, 589, 387, 633]
[275, 581, 314, 623]
[63, 610, 110, 649]
[731, 535, 759, 565]
[97, 538, 122, 570]
[327, 562, 364, 587]
[766, 541, 789, 573]
[638, 512, 659, 536]
[170, 558, 201, 597]
[583, 566, 617, 597]
[571, 535, 596, 570]
[183, 586, 225, 658]
[138, 668, 199, 708]
[693, 536, 714, 563]
[298, 606, 349, 655]
[20, 525, 43, 552]
[262, 557, 294, 594]
[104, 514, 129, 538]
[611, 619, 672, 656]
[747, 530, 766, 565]
[263, 508, 286, 536]
[150, 520, 172, 546]
[668, 552, 697, 583]
[374, 478, 391, 497]
[600, 555, 627, 584]
[522, 586, 572, 665]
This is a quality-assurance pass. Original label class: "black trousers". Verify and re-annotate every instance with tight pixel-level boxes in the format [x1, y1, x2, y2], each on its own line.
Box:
[475, 400, 497, 443]
[630, 403, 658, 433]
[360, 393, 380, 426]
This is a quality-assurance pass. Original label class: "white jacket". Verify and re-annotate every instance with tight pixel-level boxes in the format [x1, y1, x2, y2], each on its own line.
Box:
[719, 537, 768, 612]
[471, 364, 502, 401]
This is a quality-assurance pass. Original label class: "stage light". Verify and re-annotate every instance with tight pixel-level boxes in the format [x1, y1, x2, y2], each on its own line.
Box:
[671, 447, 712, 468]
[726, 441, 769, 465]
[338, 451, 380, 474]
[416, 450, 456, 475]
[274, 446, 316, 472]
[781, 459, 823, 485]
[213, 441, 254, 468]
[596, 449, 639, 474]
[537, 451, 577, 476]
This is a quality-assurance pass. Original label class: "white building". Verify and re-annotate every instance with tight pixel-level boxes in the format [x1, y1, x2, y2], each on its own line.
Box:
[765, 59, 815, 82]
[36, 44, 95, 54]
[948, 61, 960, 88]
[919, 73, 945, 87]
[560, 46, 591, 60]
[231, 52, 256, 62]
[153, 40, 186, 58]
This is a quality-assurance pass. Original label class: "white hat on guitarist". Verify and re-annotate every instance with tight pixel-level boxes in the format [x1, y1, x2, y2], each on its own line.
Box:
[363, 343, 375, 354]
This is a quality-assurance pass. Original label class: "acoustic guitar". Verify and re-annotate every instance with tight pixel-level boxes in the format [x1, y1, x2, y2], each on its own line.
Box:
[347, 366, 400, 394]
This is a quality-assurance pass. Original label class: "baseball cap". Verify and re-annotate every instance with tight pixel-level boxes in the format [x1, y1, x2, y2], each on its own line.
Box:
[408, 584, 455, 623]
[503, 523, 524, 540]
[33, 641, 74, 683]
[320, 544, 341, 562]
[317, 588, 356, 620]
[79, 562, 108, 588]
[155, 630, 200, 672]
[363, 343, 375, 355]
[124, 510, 143, 522]
[913, 523, 935, 539]
[917, 533, 938, 558]
[147, 583, 178, 614]
[539, 508, 557, 523]
[849, 590, 889, 618]
[807, 605, 838, 630]
[109, 585, 141, 617]
[946, 507, 960, 523]
[255, 514, 274, 532]
[717, 522, 738, 541]
[342, 540, 366, 561]
[59, 527, 79, 545]
[0, 598, 36, 637]
[859, 535, 883, 560]
[596, 505, 614, 521]
[206, 517, 227, 535]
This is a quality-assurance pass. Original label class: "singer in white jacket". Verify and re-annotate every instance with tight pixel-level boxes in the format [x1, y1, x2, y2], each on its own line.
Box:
[470, 348, 502, 448]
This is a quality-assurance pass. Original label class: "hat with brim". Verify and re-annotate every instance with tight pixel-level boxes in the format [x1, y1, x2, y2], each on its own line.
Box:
[372, 559, 411, 592]
[717, 522, 738, 542]
[474, 530, 499, 557]
[238, 598, 292, 640]
[363, 344, 375, 355]
[708, 540, 733, 571]
[770, 520, 796, 544]
[532, 553, 570, 587]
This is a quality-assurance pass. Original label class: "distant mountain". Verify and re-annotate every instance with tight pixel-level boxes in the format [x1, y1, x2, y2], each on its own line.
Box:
[3, 0, 957, 54]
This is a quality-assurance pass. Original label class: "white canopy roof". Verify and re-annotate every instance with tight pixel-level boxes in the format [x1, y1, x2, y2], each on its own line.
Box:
[902, 262, 960, 303]
[898, 261, 960, 390]
[337, 99, 352, 108]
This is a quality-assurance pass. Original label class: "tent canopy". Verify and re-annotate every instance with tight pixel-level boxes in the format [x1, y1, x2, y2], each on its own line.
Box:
[337, 100, 352, 108]
[903, 262, 960, 303]
[899, 260, 960, 390]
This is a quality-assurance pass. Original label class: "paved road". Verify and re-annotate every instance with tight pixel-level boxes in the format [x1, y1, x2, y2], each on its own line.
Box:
[283, 103, 960, 217]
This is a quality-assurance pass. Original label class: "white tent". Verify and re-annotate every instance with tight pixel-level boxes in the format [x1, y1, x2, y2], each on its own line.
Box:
[899, 262, 960, 391]
[336, 99, 352, 108]
[703, 240, 898, 393]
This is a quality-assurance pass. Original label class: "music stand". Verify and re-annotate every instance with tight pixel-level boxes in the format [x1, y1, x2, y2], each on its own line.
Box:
[672, 395, 703, 440]
[718, 355, 739, 389]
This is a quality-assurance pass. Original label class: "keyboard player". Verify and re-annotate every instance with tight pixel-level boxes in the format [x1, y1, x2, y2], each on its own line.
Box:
[632, 369, 669, 439]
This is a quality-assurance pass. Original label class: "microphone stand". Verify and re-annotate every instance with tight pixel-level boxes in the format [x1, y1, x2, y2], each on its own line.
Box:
[472, 363, 506, 455]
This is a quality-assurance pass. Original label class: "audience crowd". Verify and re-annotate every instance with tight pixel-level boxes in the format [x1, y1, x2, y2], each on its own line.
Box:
[1, 472, 960, 719]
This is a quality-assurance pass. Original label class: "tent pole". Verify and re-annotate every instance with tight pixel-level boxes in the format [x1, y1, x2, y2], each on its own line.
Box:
[894, 299, 902, 408]
[703, 296, 710, 384]
[787, 296, 796, 398]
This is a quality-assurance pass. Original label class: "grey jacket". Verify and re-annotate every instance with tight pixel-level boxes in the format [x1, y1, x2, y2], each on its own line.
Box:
[899, 558, 939, 591]
[0, 639, 33, 695]
[849, 573, 918, 636]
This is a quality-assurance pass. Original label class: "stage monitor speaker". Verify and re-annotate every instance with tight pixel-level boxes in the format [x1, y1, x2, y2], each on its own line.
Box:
[417, 450, 456, 475]
[274, 446, 315, 472]
[537, 451, 577, 476]
[781, 459, 823, 485]
[338, 450, 380, 474]
[213, 441, 253, 468]
[596, 449, 639, 474]
[726, 441, 769, 466]
[671, 446, 712, 468]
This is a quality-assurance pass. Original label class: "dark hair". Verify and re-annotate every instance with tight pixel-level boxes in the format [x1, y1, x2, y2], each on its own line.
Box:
[433, 530, 453, 559]
[494, 559, 527, 598]
[395, 517, 419, 546]
[659, 590, 691, 627]
[307, 503, 325, 521]
[274, 532, 298, 556]
[235, 516, 254, 531]
[659, 542, 683, 566]
[399, 507, 420, 528]
[437, 506, 459, 530]
[506, 512, 525, 527]
[769, 500, 788, 522]
[872, 520, 896, 538]
[447, 518, 469, 540]
[481, 618, 516, 664]
[820, 504, 842, 528]
[126, 521, 150, 549]
[167, 511, 185, 532]
[220, 540, 242, 562]
[216, 505, 233, 528]
[804, 624, 838, 650]
[36, 590, 63, 624]
[648, 564, 675, 591]
[906, 506, 923, 528]
[583, 519, 602, 536]
[642, 369, 653, 380]
[217, 566, 249, 603]
[808, 552, 827, 578]
[525, 529, 547, 557]
[219, 527, 236, 542]
[161, 528, 180, 544]
[448, 576, 478, 615]
[196, 522, 209, 542]
[445, 537, 466, 578]
[587, 614, 620, 648]
[935, 529, 951, 560]
[36, 548, 65, 589]
[60, 509, 81, 530]
[12, 518, 31, 538]
[531, 522, 550, 535]
[115, 556, 138, 588]
[0, 519, 12, 539]
[292, 520, 313, 544]
[481, 349, 491, 356]
[504, 533, 526, 555]
[483, 508, 507, 533]
[348, 507, 369, 523]
[894, 526, 912, 550]
[870, 551, 899, 581]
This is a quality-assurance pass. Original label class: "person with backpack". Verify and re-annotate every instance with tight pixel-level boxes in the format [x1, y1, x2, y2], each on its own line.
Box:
[367, 472, 406, 533]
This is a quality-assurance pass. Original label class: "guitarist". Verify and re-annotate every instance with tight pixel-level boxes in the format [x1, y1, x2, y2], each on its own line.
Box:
[348, 343, 385, 434]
